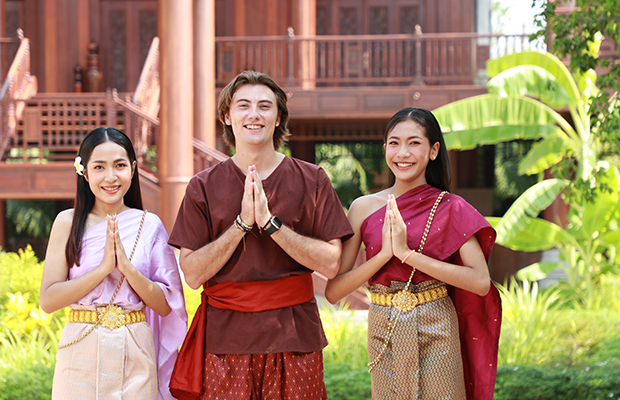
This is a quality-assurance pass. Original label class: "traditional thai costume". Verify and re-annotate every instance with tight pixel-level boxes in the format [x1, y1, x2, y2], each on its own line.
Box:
[363, 184, 501, 400]
[168, 157, 353, 400]
[52, 209, 188, 400]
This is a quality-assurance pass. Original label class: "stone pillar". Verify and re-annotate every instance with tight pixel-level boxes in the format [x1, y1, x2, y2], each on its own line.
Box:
[194, 0, 216, 148]
[158, 0, 194, 232]
[292, 0, 316, 89]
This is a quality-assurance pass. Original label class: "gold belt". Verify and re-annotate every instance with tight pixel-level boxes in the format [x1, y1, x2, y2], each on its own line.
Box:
[69, 306, 146, 330]
[370, 285, 448, 313]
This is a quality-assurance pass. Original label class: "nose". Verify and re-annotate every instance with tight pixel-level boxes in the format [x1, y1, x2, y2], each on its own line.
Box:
[248, 105, 260, 119]
[397, 145, 411, 157]
[104, 168, 117, 181]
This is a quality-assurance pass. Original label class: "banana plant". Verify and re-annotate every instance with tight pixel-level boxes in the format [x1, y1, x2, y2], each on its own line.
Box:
[488, 164, 620, 304]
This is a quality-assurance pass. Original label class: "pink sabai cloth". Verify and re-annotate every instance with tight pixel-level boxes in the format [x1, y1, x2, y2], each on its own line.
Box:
[69, 208, 188, 400]
[362, 184, 502, 400]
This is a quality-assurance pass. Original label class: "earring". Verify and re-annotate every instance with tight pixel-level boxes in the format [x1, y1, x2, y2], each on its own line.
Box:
[431, 155, 436, 161]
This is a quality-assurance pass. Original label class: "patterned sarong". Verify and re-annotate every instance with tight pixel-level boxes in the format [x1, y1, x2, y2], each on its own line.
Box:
[200, 351, 327, 400]
[52, 306, 158, 400]
[368, 280, 466, 400]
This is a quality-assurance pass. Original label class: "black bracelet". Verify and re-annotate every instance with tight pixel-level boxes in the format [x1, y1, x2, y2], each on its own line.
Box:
[234, 215, 253, 232]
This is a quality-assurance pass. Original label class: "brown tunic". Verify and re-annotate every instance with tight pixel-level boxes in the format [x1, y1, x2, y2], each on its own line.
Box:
[169, 156, 353, 354]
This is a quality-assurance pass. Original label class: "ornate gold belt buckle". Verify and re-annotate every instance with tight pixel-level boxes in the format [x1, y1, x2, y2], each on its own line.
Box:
[391, 290, 418, 313]
[99, 305, 126, 330]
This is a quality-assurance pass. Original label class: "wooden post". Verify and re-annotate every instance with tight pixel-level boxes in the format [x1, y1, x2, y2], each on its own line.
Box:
[194, 0, 216, 148]
[158, 0, 194, 232]
[292, 0, 316, 89]
[0, 200, 5, 251]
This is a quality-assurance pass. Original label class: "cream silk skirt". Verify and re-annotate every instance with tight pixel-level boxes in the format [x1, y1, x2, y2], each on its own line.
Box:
[368, 280, 466, 400]
[52, 306, 157, 400]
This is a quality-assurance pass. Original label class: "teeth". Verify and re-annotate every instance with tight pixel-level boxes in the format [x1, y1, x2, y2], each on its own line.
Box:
[246, 124, 262, 130]
[396, 163, 412, 167]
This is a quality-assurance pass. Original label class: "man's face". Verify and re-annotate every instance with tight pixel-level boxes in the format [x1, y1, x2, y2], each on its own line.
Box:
[224, 84, 281, 149]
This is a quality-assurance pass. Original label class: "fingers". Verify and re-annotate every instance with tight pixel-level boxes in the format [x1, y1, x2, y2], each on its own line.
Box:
[240, 166, 256, 225]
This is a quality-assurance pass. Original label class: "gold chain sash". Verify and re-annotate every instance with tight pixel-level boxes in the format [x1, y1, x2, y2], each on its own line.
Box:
[58, 210, 147, 349]
[368, 191, 447, 372]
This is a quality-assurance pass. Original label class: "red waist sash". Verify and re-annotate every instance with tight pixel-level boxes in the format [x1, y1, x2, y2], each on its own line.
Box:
[169, 274, 315, 400]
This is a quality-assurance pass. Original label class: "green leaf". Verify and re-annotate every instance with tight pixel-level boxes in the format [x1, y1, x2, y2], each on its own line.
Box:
[493, 179, 569, 242]
[517, 133, 568, 175]
[486, 51, 581, 104]
[599, 230, 620, 247]
[488, 216, 573, 251]
[488, 65, 576, 109]
[516, 262, 563, 281]
[434, 95, 573, 151]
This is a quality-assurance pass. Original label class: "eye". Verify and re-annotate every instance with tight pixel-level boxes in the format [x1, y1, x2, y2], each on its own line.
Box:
[116, 163, 127, 168]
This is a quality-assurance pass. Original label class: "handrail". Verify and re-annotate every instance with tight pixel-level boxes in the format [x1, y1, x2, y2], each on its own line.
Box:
[132, 37, 160, 118]
[0, 37, 38, 160]
[214, 30, 546, 87]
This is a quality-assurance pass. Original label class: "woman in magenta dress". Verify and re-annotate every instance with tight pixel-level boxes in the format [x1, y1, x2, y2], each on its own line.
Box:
[40, 127, 187, 400]
[325, 107, 501, 400]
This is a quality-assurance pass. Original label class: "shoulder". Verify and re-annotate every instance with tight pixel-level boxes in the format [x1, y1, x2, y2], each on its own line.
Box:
[348, 190, 388, 227]
[49, 209, 74, 239]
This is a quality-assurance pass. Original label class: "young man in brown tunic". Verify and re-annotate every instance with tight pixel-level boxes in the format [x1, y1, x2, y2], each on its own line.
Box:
[168, 70, 354, 400]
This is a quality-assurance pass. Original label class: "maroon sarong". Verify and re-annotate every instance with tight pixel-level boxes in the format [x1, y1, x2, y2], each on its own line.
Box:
[169, 274, 315, 400]
[201, 351, 327, 400]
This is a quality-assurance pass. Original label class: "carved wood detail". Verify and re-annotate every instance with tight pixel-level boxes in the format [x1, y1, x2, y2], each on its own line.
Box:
[109, 10, 127, 92]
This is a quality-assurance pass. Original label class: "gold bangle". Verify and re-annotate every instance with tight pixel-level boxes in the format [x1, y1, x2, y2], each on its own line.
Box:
[401, 249, 416, 264]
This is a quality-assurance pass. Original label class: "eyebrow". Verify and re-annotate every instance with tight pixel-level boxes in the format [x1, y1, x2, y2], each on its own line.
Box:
[234, 98, 274, 105]
[388, 135, 423, 140]
[90, 158, 129, 164]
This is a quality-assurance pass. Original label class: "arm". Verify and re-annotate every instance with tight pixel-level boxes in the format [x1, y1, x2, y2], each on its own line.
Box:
[112, 215, 172, 316]
[324, 197, 392, 303]
[179, 224, 247, 289]
[269, 227, 342, 279]
[389, 197, 491, 296]
[40, 211, 116, 314]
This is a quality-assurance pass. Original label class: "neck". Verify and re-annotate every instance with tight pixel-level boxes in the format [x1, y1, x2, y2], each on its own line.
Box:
[90, 201, 129, 217]
[390, 180, 427, 198]
[232, 145, 284, 178]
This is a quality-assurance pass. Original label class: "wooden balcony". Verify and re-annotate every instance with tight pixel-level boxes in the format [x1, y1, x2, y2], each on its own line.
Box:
[215, 31, 545, 88]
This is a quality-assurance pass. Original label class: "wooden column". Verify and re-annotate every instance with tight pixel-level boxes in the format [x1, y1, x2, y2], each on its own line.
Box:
[0, 0, 6, 37]
[292, 0, 316, 89]
[194, 0, 216, 148]
[0, 200, 5, 251]
[159, 0, 194, 232]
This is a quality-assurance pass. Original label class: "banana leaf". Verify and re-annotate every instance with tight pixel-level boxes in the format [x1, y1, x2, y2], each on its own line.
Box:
[516, 262, 564, 281]
[492, 179, 569, 242]
[517, 133, 568, 176]
[486, 51, 581, 104]
[487, 216, 573, 251]
[488, 65, 576, 110]
[434, 95, 576, 151]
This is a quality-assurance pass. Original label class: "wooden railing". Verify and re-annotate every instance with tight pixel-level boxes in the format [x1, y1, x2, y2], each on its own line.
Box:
[0, 37, 38, 159]
[132, 37, 160, 117]
[215, 29, 546, 87]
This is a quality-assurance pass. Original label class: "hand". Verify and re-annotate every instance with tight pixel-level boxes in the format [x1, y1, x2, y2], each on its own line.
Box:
[388, 195, 411, 260]
[239, 165, 256, 227]
[378, 203, 392, 261]
[111, 216, 134, 276]
[99, 215, 117, 276]
[251, 168, 272, 228]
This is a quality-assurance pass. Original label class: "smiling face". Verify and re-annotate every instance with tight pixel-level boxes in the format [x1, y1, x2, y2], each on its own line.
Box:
[224, 84, 281, 149]
[84, 141, 135, 212]
[384, 120, 440, 188]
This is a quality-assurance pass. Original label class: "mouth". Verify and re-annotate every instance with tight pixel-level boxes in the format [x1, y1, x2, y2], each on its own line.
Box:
[101, 185, 121, 194]
[244, 124, 263, 131]
[395, 162, 413, 169]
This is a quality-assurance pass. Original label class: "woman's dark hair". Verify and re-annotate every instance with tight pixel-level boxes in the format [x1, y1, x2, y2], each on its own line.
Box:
[383, 107, 451, 191]
[65, 127, 143, 267]
[218, 70, 291, 149]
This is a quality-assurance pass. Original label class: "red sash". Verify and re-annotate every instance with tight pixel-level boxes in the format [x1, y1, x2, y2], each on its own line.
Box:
[169, 274, 315, 400]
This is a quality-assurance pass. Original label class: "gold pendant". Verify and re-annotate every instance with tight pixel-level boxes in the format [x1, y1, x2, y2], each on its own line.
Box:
[392, 290, 418, 313]
[99, 305, 126, 330]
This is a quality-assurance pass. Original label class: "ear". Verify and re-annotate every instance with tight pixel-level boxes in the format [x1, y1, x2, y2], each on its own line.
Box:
[431, 142, 440, 159]
[276, 114, 281, 127]
[132, 160, 137, 176]
[224, 113, 231, 126]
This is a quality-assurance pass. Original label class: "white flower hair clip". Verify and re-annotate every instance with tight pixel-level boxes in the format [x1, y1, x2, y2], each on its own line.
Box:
[74, 156, 85, 176]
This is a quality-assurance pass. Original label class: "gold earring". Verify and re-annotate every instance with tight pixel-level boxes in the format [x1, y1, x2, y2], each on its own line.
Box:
[431, 155, 436, 161]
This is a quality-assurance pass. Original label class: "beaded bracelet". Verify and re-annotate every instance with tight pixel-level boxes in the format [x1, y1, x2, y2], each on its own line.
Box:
[234, 215, 253, 232]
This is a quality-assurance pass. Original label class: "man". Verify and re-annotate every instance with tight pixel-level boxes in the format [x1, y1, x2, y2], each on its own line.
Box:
[168, 70, 353, 399]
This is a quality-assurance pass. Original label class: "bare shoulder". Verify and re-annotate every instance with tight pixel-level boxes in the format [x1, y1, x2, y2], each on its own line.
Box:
[50, 209, 74, 235]
[348, 190, 389, 226]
